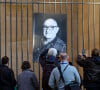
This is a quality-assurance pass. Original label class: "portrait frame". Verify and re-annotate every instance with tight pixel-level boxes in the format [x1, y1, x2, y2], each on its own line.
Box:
[33, 13, 67, 62]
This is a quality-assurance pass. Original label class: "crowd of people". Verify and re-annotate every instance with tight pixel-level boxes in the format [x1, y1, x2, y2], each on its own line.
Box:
[0, 48, 100, 90]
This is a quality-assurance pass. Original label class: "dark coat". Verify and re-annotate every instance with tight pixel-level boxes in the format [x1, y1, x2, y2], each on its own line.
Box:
[77, 56, 100, 87]
[0, 64, 16, 90]
[18, 69, 40, 90]
[39, 54, 60, 90]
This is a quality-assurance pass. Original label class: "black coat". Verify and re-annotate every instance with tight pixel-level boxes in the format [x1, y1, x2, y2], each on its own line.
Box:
[39, 51, 60, 90]
[0, 64, 16, 90]
[77, 56, 100, 87]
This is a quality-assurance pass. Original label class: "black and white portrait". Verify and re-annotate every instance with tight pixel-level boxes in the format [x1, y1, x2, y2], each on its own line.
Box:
[33, 13, 67, 62]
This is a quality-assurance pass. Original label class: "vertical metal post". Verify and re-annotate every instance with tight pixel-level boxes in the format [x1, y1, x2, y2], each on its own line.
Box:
[38, 0, 39, 12]
[27, 0, 29, 61]
[71, 0, 73, 64]
[93, 0, 95, 48]
[77, 0, 79, 70]
[99, 0, 100, 49]
[16, 0, 18, 80]
[0, 1, 1, 64]
[82, 2, 85, 90]
[32, 0, 34, 71]
[77, 0, 79, 56]
[60, 0, 62, 14]
[21, 0, 23, 63]
[10, 0, 12, 68]
[43, 0, 45, 13]
[88, 0, 90, 56]
[49, 0, 51, 13]
[55, 0, 56, 14]
[82, 3, 85, 89]
[66, 0, 67, 52]
[38, 0, 41, 87]
[82, 0, 85, 55]
[5, 0, 7, 56]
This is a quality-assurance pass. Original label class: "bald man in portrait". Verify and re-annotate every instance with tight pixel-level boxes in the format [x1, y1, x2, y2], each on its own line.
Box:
[33, 14, 67, 62]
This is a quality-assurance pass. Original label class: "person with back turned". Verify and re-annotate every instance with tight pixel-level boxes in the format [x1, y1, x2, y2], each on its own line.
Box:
[0, 56, 16, 90]
[39, 48, 60, 90]
[17, 61, 40, 90]
[49, 53, 81, 90]
[77, 48, 100, 90]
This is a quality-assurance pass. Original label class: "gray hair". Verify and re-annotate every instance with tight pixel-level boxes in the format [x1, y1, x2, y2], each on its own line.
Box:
[48, 48, 57, 57]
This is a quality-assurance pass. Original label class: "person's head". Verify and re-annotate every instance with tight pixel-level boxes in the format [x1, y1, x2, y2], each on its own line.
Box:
[1, 56, 9, 65]
[21, 61, 31, 71]
[91, 48, 100, 57]
[43, 18, 59, 40]
[60, 53, 69, 62]
[48, 48, 57, 57]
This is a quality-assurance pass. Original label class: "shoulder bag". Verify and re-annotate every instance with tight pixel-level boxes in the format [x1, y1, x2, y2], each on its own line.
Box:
[58, 65, 81, 90]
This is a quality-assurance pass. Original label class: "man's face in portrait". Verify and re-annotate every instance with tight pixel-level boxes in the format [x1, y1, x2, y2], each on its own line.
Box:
[43, 18, 59, 40]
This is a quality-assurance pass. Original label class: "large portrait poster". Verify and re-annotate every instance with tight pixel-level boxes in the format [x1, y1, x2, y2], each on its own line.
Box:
[33, 13, 67, 62]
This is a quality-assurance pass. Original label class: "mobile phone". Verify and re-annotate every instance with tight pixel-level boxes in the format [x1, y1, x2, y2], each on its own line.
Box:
[82, 49, 86, 58]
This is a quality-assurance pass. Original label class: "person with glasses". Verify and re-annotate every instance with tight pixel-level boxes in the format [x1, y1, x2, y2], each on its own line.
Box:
[43, 18, 60, 45]
[33, 18, 66, 62]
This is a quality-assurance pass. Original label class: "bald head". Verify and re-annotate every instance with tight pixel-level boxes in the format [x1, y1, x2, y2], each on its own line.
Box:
[44, 18, 58, 26]
[60, 53, 69, 61]
[43, 18, 59, 43]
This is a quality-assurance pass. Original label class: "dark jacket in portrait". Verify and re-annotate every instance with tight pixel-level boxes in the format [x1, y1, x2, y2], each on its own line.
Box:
[77, 56, 100, 88]
[0, 64, 16, 90]
[33, 37, 66, 61]
[18, 69, 40, 90]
